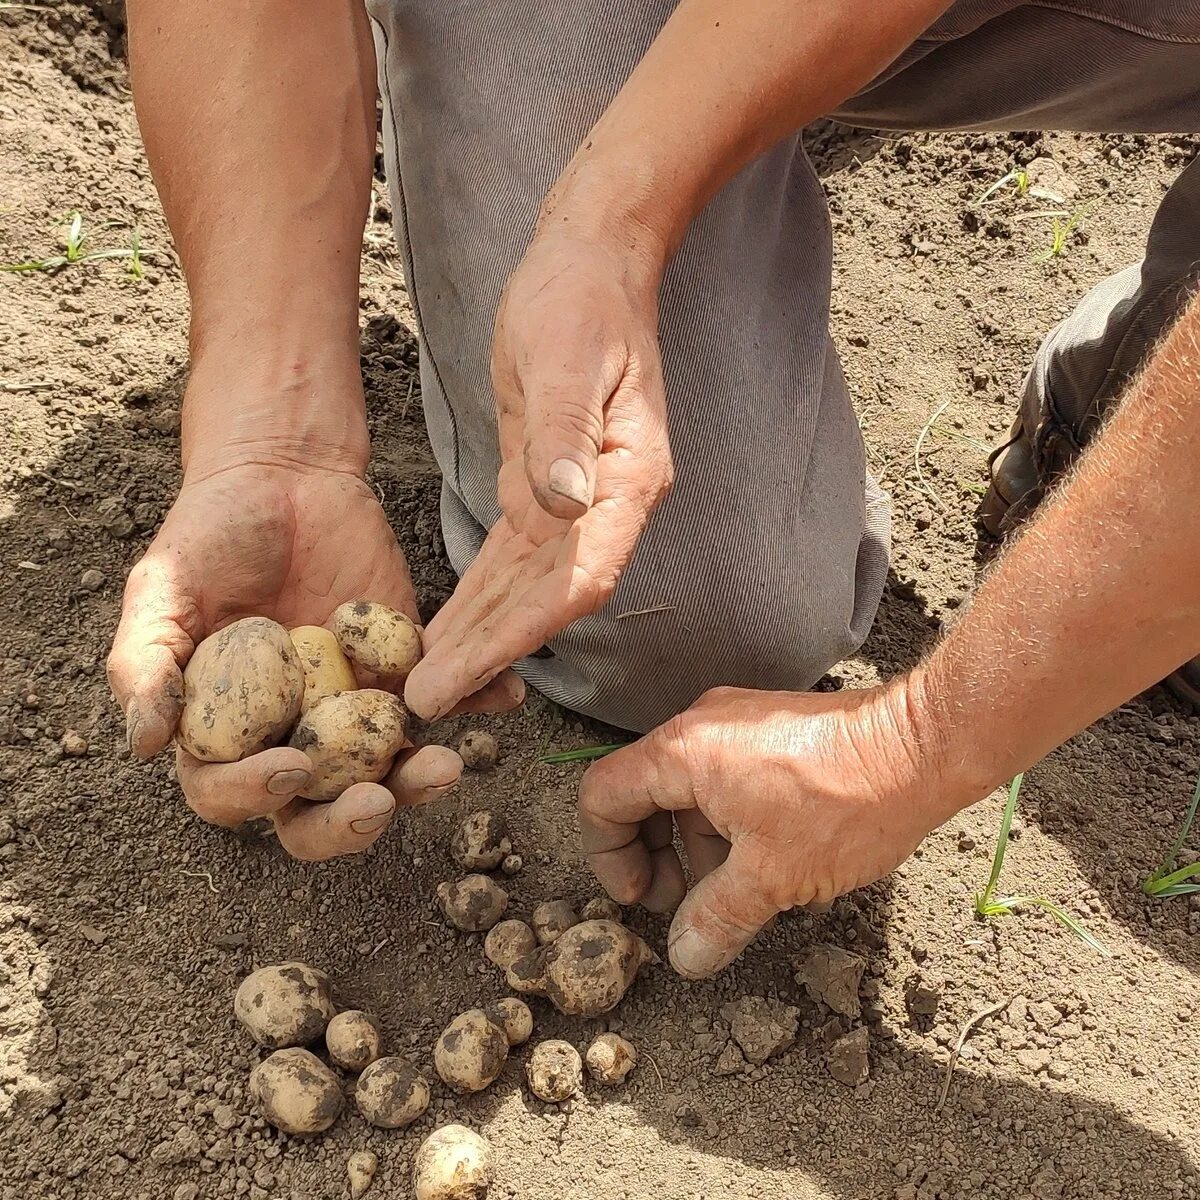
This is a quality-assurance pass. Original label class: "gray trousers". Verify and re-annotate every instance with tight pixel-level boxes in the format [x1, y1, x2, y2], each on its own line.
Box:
[368, 1, 1200, 733]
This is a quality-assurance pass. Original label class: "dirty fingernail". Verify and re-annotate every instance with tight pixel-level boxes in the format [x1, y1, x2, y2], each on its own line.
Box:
[267, 769, 311, 796]
[351, 807, 395, 836]
[125, 700, 142, 756]
[547, 457, 590, 508]
[668, 928, 719, 980]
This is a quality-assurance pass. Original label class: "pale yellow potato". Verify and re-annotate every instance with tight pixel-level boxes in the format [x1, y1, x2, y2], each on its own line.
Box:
[331, 599, 422, 681]
[525, 1040, 582, 1103]
[482, 998, 533, 1048]
[249, 1048, 343, 1135]
[233, 962, 336, 1049]
[355, 1056, 430, 1129]
[177, 617, 304, 763]
[433, 1010, 509, 1094]
[585, 1032, 637, 1084]
[288, 689, 409, 802]
[289, 625, 357, 712]
[325, 1009, 383, 1072]
[413, 1125, 493, 1200]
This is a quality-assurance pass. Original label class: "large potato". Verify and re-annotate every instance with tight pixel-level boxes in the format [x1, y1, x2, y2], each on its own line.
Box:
[287, 689, 409, 802]
[331, 600, 422, 680]
[289, 625, 357, 712]
[177, 617, 304, 763]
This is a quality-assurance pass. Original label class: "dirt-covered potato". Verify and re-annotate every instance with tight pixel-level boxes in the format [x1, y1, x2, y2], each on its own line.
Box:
[289, 625, 357, 713]
[355, 1056, 430, 1129]
[531, 900, 579, 946]
[585, 1032, 637, 1084]
[434, 1010, 509, 1093]
[249, 1048, 343, 1135]
[347, 1150, 378, 1200]
[525, 1040, 582, 1103]
[331, 599, 422, 681]
[325, 1009, 382, 1072]
[500, 854, 523, 876]
[506, 920, 658, 1017]
[458, 730, 498, 771]
[234, 962, 335, 1049]
[437, 875, 508, 932]
[177, 617, 304, 762]
[483, 998, 533, 1048]
[483, 919, 537, 971]
[450, 810, 511, 871]
[287, 689, 409, 802]
[413, 1125, 493, 1200]
[581, 896, 623, 923]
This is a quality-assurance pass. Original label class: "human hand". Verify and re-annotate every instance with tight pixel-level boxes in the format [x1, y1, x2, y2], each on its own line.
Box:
[404, 230, 674, 720]
[108, 456, 522, 861]
[578, 680, 972, 978]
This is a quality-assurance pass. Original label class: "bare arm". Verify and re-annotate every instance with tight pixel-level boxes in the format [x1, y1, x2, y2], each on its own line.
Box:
[126, 0, 378, 477]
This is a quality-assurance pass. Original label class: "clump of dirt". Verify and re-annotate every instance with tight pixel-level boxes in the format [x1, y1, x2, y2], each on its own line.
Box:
[2, 7, 1198, 1200]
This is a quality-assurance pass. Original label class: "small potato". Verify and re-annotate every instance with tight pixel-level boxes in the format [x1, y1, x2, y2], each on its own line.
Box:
[581, 897, 623, 923]
[500, 854, 523, 876]
[434, 1009, 510, 1093]
[290, 625, 357, 712]
[347, 1151, 378, 1200]
[177, 617, 304, 763]
[531, 900, 579, 946]
[585, 1032, 637, 1085]
[234, 962, 335, 1049]
[458, 730, 498, 771]
[413, 1125, 493, 1200]
[437, 875, 508, 932]
[355, 1056, 430, 1129]
[288, 689, 409, 802]
[332, 600, 421, 681]
[250, 1048, 343, 1135]
[325, 1010, 382, 1072]
[525, 1040, 582, 1103]
[483, 998, 533, 1048]
[483, 920, 537, 971]
[450, 810, 511, 872]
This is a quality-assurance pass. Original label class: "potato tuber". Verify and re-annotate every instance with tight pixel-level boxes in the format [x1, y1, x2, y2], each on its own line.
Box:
[249, 1048, 343, 1135]
[450, 810, 511, 871]
[288, 689, 409, 802]
[289, 625, 357, 712]
[413, 1125, 493, 1200]
[482, 998, 533, 1048]
[585, 1032, 637, 1085]
[525, 1040, 582, 1103]
[581, 896, 623, 923]
[483, 920, 537, 971]
[325, 1010, 382, 1072]
[434, 1009, 509, 1093]
[177, 617, 304, 763]
[506, 920, 658, 1017]
[437, 875, 508, 932]
[355, 1056, 430, 1129]
[531, 900, 579, 946]
[233, 962, 335, 1049]
[457, 730, 498, 771]
[331, 600, 421, 681]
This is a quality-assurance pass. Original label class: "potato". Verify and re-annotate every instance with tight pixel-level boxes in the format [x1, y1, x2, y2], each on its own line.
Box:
[450, 810, 511, 871]
[525, 1040, 582, 1103]
[434, 1009, 509, 1093]
[331, 600, 421, 680]
[234, 962, 335, 1049]
[581, 896, 623, 923]
[288, 689, 409, 802]
[249, 1048, 343, 1135]
[531, 900, 579, 946]
[289, 625, 357, 712]
[483, 998, 533, 1048]
[347, 1150, 378, 1200]
[500, 854, 523, 876]
[325, 1010, 382, 1072]
[506, 920, 658, 1017]
[355, 1056, 430, 1129]
[458, 730, 498, 771]
[483, 920, 537, 971]
[177, 617, 304, 763]
[585, 1032, 637, 1084]
[437, 875, 508, 932]
[413, 1125, 493, 1200]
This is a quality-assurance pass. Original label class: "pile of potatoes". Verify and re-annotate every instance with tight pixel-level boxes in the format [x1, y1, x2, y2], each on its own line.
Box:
[177, 601, 430, 799]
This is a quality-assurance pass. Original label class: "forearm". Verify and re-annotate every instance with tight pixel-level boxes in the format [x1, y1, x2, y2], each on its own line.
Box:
[542, 0, 952, 264]
[127, 0, 377, 475]
[910, 295, 1200, 820]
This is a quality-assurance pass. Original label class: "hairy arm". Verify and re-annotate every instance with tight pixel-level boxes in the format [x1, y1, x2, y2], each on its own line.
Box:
[126, 0, 378, 477]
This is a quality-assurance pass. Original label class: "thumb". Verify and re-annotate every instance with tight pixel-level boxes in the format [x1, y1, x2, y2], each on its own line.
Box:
[666, 843, 781, 980]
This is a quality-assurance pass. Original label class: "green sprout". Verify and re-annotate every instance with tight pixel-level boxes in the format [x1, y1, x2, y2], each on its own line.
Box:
[1142, 770, 1200, 898]
[976, 167, 1030, 205]
[540, 743, 626, 764]
[1029, 199, 1098, 262]
[975, 773, 1111, 955]
[1, 210, 152, 277]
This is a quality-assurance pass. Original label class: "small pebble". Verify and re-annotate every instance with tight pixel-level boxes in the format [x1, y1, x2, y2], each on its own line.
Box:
[79, 568, 106, 591]
[61, 729, 88, 757]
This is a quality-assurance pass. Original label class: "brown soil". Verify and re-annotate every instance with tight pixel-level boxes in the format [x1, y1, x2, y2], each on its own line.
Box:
[3, 7, 1199, 1200]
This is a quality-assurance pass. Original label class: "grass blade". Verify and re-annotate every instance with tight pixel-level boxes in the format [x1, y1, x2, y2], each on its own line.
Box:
[541, 743, 626, 764]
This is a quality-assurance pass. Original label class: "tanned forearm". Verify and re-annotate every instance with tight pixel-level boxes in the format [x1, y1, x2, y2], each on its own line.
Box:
[910, 294, 1200, 818]
[126, 0, 377, 477]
